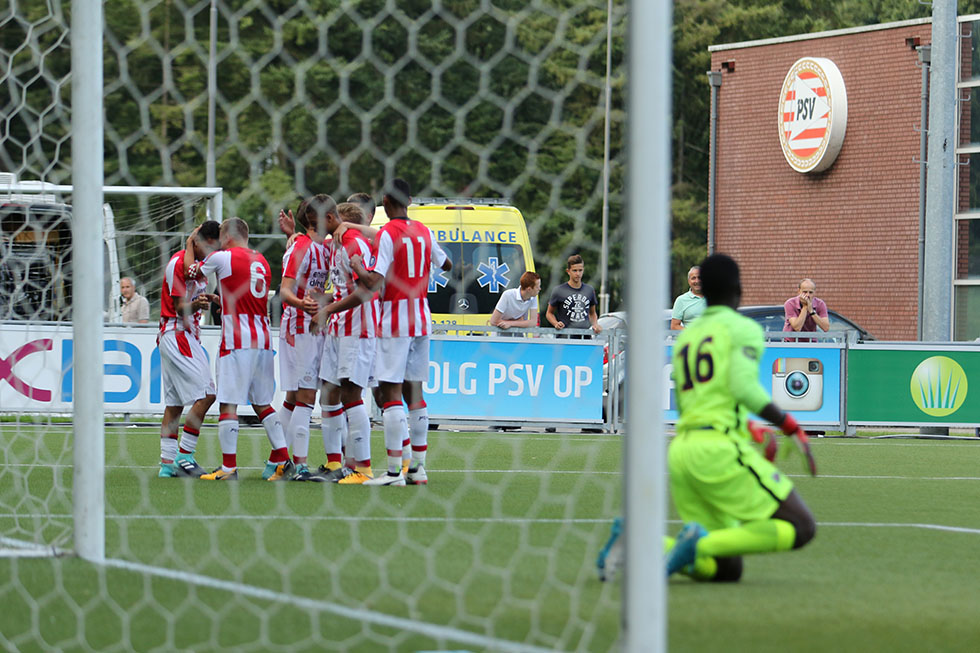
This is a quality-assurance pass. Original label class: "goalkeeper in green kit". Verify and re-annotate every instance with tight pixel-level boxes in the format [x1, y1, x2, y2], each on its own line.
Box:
[597, 253, 817, 582]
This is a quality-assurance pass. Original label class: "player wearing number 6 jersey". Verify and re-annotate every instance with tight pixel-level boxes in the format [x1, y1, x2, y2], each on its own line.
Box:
[597, 254, 817, 583]
[191, 218, 291, 481]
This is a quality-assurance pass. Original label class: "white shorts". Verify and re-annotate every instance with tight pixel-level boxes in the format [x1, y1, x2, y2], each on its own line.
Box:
[278, 332, 324, 391]
[374, 336, 429, 384]
[216, 348, 276, 406]
[319, 336, 340, 387]
[159, 330, 215, 407]
[334, 336, 376, 389]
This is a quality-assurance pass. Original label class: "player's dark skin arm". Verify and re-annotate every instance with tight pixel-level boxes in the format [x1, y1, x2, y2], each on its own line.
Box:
[173, 293, 216, 317]
[313, 261, 383, 322]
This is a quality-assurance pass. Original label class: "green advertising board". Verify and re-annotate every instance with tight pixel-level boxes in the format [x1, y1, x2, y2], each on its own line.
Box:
[848, 346, 980, 425]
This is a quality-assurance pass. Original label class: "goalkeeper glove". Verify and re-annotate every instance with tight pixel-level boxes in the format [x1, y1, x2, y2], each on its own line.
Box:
[777, 413, 817, 477]
[747, 420, 779, 462]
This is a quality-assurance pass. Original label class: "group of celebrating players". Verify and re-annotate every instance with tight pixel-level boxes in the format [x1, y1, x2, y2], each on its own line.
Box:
[155, 178, 450, 485]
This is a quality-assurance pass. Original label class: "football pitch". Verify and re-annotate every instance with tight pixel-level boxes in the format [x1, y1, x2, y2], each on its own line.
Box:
[2, 424, 980, 652]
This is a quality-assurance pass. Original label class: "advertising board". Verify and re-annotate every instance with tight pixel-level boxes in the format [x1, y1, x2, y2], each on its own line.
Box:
[0, 324, 604, 423]
[848, 345, 980, 426]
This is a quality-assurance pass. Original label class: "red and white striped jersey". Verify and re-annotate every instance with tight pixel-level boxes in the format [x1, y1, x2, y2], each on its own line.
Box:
[280, 234, 329, 340]
[199, 246, 272, 355]
[158, 249, 207, 342]
[373, 218, 448, 337]
[328, 229, 380, 338]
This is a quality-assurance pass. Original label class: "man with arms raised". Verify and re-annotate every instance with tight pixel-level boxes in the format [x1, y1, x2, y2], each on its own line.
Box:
[156, 220, 220, 478]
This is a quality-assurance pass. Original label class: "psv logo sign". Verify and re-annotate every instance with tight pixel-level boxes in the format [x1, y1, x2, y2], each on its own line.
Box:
[778, 57, 848, 173]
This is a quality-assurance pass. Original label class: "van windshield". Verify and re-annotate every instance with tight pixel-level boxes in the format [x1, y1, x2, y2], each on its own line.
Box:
[428, 242, 527, 315]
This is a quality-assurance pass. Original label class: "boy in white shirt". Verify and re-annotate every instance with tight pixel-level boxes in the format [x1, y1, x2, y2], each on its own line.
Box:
[490, 271, 541, 329]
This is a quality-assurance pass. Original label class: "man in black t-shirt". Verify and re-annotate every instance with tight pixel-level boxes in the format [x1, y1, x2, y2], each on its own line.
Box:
[546, 254, 602, 338]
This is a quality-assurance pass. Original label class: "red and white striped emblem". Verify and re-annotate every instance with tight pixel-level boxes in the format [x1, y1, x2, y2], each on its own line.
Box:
[778, 57, 847, 173]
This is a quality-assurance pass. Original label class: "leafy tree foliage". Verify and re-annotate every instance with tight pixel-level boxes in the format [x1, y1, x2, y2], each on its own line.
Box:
[5, 0, 967, 307]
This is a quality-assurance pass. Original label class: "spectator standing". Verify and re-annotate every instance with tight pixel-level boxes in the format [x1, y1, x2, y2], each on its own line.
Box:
[783, 278, 830, 334]
[120, 277, 150, 323]
[670, 266, 705, 330]
[491, 271, 541, 330]
[546, 254, 601, 337]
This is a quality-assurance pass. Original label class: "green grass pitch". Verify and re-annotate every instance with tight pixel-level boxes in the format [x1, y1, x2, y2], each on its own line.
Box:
[2, 423, 980, 651]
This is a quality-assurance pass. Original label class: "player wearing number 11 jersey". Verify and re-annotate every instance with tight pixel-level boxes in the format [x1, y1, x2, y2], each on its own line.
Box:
[369, 180, 449, 485]
[192, 217, 291, 481]
[316, 179, 451, 486]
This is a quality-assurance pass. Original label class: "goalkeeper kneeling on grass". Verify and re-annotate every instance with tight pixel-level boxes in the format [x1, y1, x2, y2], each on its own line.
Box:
[597, 253, 816, 583]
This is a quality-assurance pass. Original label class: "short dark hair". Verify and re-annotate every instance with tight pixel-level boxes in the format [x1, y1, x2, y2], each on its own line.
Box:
[566, 254, 583, 269]
[347, 192, 376, 223]
[699, 253, 741, 305]
[296, 194, 336, 231]
[383, 178, 412, 209]
[197, 220, 220, 242]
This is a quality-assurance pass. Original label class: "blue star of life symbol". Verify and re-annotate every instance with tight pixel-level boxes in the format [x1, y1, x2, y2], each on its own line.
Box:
[429, 266, 449, 293]
[477, 257, 510, 293]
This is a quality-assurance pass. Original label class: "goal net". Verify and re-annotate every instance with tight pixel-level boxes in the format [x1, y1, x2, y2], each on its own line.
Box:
[0, 1, 643, 651]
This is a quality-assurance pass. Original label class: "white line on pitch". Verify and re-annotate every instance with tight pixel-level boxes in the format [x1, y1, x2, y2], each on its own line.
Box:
[817, 522, 980, 535]
[5, 514, 980, 534]
[0, 513, 612, 524]
[7, 463, 980, 481]
[100, 557, 556, 653]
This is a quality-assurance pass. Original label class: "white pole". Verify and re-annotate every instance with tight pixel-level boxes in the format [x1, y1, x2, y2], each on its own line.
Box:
[598, 0, 613, 316]
[206, 0, 217, 191]
[624, 1, 669, 651]
[71, 0, 105, 563]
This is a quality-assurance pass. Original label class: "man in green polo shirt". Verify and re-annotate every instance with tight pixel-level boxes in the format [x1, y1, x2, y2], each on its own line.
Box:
[670, 265, 705, 330]
[596, 254, 817, 583]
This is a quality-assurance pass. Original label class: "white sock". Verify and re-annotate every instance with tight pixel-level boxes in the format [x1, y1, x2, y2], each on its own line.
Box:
[177, 429, 199, 454]
[321, 403, 345, 457]
[260, 410, 287, 451]
[382, 403, 407, 474]
[408, 406, 428, 467]
[160, 436, 178, 463]
[278, 402, 295, 447]
[290, 402, 314, 460]
[218, 418, 239, 471]
[345, 401, 372, 465]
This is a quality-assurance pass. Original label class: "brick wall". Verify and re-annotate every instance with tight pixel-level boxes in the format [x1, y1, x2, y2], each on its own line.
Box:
[711, 24, 932, 340]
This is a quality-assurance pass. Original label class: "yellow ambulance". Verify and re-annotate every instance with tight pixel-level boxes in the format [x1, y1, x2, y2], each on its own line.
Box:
[371, 198, 536, 327]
